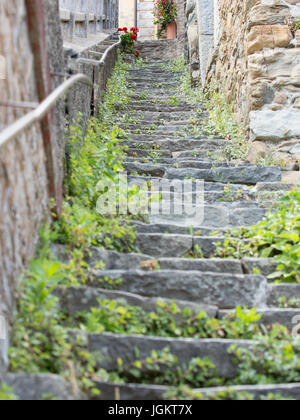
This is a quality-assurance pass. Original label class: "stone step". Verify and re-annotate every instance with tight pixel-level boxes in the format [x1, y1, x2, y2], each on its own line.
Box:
[158, 258, 243, 274]
[91, 270, 267, 308]
[127, 176, 254, 193]
[134, 233, 234, 258]
[130, 88, 181, 96]
[55, 286, 218, 318]
[88, 333, 254, 378]
[146, 206, 266, 228]
[122, 139, 226, 153]
[129, 82, 179, 89]
[219, 308, 300, 330]
[122, 122, 193, 131]
[127, 134, 214, 142]
[165, 166, 282, 185]
[125, 148, 172, 158]
[132, 221, 224, 235]
[126, 103, 196, 112]
[93, 381, 300, 400]
[3, 373, 78, 401]
[85, 247, 243, 275]
[268, 284, 300, 307]
[128, 76, 182, 83]
[120, 111, 194, 121]
[125, 157, 257, 171]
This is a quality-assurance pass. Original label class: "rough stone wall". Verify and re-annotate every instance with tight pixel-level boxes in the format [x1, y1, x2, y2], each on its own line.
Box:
[0, 0, 50, 371]
[138, 0, 156, 40]
[192, 0, 300, 170]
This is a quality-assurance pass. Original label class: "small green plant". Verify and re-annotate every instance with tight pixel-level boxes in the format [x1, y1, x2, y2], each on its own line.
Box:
[277, 296, 300, 309]
[294, 17, 300, 31]
[229, 325, 300, 386]
[215, 189, 300, 283]
[165, 386, 293, 401]
[75, 300, 264, 341]
[0, 384, 18, 401]
[113, 347, 222, 388]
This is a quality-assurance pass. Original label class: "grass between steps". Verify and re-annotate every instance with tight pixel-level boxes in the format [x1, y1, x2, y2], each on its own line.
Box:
[7, 54, 299, 400]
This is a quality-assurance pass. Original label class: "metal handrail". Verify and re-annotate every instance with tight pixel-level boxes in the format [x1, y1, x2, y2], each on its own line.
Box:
[100, 40, 121, 65]
[0, 74, 93, 150]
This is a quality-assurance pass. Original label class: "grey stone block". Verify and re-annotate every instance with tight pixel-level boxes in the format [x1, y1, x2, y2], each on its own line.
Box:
[135, 233, 193, 257]
[219, 309, 300, 330]
[165, 166, 282, 184]
[268, 285, 300, 307]
[93, 270, 268, 308]
[159, 258, 243, 274]
[3, 373, 78, 401]
[242, 258, 278, 279]
[88, 333, 254, 378]
[55, 286, 218, 318]
[93, 381, 300, 400]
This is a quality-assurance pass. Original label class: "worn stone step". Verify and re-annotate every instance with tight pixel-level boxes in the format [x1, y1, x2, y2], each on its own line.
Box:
[88, 333, 254, 378]
[55, 286, 217, 318]
[123, 111, 194, 121]
[123, 122, 193, 131]
[122, 139, 226, 153]
[91, 270, 267, 308]
[146, 206, 266, 228]
[123, 162, 166, 177]
[219, 308, 300, 330]
[85, 247, 243, 275]
[93, 381, 300, 400]
[126, 103, 196, 112]
[127, 176, 254, 193]
[242, 258, 278, 279]
[129, 82, 179, 89]
[268, 284, 300, 307]
[165, 166, 282, 185]
[128, 134, 214, 142]
[132, 221, 224, 236]
[3, 373, 78, 401]
[158, 258, 243, 274]
[125, 148, 172, 158]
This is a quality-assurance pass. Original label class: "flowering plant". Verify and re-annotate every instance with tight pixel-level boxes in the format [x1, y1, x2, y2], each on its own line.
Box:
[118, 27, 140, 57]
[154, 0, 177, 37]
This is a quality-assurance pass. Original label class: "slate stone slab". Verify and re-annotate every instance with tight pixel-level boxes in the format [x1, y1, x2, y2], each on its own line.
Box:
[165, 166, 282, 184]
[3, 373, 78, 401]
[55, 286, 217, 318]
[93, 270, 268, 308]
[88, 333, 254, 378]
[93, 381, 300, 400]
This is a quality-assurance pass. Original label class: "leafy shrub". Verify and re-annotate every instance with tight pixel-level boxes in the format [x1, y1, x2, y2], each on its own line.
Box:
[0, 385, 18, 401]
[76, 299, 263, 340]
[165, 386, 293, 401]
[111, 347, 222, 388]
[215, 189, 300, 283]
[229, 326, 300, 385]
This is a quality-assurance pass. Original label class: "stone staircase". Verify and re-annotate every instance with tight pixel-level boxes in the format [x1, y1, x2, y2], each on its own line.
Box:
[64, 58, 299, 400]
[4, 55, 300, 401]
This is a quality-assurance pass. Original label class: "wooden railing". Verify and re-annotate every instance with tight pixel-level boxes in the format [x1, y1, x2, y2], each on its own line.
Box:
[59, 0, 118, 40]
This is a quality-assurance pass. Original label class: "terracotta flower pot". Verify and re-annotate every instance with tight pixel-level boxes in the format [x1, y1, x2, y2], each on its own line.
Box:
[166, 21, 177, 39]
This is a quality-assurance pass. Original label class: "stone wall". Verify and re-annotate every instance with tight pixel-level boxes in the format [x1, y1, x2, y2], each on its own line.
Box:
[187, 0, 300, 171]
[0, 0, 50, 371]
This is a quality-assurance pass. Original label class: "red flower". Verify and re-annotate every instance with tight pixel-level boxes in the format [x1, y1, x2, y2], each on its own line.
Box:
[135, 51, 140, 56]
[118, 28, 123, 32]
[123, 27, 128, 31]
